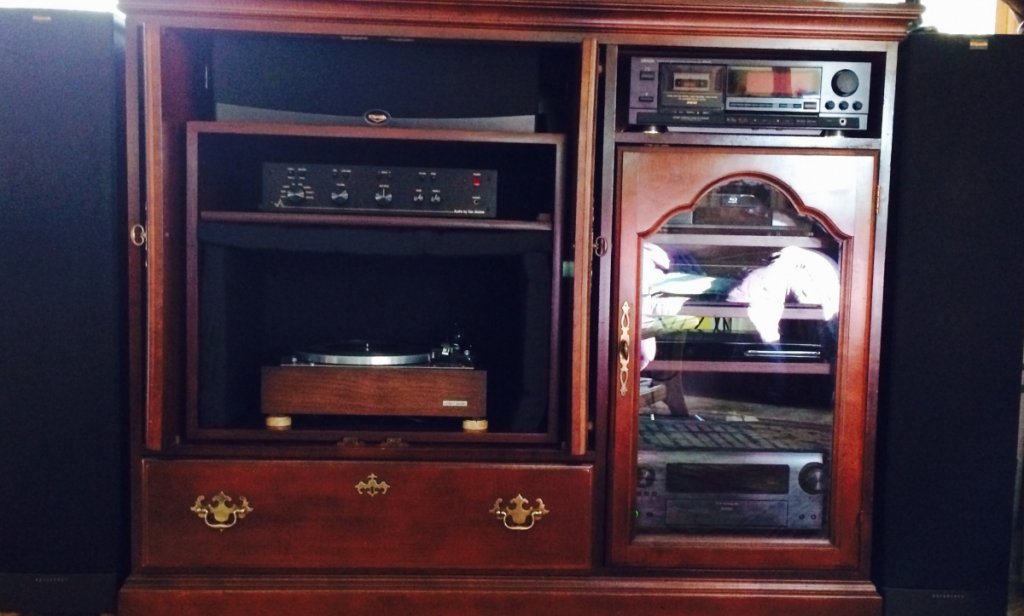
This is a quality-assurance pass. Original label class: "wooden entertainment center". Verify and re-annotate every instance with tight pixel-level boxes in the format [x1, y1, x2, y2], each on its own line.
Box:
[117, 1, 921, 614]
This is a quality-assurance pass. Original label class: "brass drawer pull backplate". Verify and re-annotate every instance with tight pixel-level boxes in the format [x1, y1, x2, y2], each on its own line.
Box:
[190, 491, 253, 531]
[355, 473, 390, 496]
[490, 494, 549, 531]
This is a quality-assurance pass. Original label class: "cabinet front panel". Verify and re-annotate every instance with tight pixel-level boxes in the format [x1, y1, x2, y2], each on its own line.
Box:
[140, 460, 593, 571]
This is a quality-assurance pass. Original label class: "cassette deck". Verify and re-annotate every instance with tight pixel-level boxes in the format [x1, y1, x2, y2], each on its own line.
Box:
[628, 56, 872, 134]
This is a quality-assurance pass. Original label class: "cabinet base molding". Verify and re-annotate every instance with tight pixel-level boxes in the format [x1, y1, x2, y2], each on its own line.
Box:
[118, 575, 881, 616]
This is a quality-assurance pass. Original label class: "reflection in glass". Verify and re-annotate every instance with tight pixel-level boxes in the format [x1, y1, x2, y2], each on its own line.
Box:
[634, 179, 839, 537]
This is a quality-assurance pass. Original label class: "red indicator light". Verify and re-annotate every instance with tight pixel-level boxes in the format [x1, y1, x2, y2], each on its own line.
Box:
[472, 175, 481, 187]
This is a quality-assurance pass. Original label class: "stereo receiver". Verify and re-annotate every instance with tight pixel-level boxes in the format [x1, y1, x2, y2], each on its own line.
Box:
[636, 449, 826, 531]
[628, 56, 871, 133]
[261, 163, 497, 217]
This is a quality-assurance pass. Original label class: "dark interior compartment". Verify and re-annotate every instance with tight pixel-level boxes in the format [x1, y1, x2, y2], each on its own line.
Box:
[197, 223, 553, 433]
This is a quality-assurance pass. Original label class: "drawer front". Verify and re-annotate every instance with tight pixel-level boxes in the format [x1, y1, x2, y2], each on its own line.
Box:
[140, 459, 593, 571]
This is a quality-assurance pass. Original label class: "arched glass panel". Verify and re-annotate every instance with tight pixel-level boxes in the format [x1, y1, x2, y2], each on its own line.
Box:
[634, 178, 839, 538]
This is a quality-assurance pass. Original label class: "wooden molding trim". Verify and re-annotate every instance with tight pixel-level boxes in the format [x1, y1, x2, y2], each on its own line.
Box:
[120, 0, 922, 41]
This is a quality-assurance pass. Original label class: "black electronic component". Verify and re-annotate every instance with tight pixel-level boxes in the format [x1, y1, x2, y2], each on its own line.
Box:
[261, 163, 497, 218]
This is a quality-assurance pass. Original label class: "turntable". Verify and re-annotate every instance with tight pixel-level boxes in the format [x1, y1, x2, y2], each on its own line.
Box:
[260, 339, 487, 430]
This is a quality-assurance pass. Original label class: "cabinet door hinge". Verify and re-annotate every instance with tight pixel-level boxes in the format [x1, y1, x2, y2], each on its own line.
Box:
[129, 223, 148, 248]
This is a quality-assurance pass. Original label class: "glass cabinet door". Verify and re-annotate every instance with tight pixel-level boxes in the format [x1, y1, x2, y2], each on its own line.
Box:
[609, 146, 878, 572]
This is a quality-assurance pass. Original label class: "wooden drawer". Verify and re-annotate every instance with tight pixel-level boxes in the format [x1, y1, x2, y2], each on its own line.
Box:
[140, 459, 593, 571]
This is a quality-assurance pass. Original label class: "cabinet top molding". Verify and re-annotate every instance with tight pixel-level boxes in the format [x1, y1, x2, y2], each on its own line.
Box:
[118, 0, 922, 42]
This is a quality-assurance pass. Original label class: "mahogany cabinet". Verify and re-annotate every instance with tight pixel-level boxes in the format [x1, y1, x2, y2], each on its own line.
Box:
[117, 1, 920, 614]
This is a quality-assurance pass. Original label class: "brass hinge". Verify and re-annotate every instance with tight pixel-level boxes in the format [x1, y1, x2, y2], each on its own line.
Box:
[129, 223, 147, 248]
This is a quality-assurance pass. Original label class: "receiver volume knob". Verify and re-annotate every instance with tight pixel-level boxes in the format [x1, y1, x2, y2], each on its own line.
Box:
[831, 69, 860, 97]
[799, 462, 826, 495]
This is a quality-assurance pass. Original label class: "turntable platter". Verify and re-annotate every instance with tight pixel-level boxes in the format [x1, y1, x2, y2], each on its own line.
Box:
[293, 341, 431, 367]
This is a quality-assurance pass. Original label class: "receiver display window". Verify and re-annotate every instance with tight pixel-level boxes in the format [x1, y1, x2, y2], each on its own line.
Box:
[666, 463, 789, 494]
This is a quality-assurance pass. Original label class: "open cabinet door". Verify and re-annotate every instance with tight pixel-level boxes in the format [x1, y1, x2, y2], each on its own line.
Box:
[570, 38, 600, 455]
[137, 26, 201, 452]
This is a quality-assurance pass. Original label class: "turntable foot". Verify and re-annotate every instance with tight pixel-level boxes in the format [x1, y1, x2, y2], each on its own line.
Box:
[462, 419, 488, 433]
[265, 415, 293, 431]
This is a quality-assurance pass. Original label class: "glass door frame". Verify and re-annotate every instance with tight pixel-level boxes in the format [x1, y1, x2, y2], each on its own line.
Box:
[607, 145, 879, 573]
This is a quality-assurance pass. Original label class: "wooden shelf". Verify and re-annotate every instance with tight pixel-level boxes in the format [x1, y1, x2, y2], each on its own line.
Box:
[200, 210, 554, 231]
[661, 301, 829, 320]
[615, 130, 882, 150]
[189, 120, 567, 147]
[646, 359, 832, 374]
[652, 232, 826, 249]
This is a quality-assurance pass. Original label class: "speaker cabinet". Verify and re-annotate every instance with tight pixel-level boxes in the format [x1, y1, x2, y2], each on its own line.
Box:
[876, 33, 1024, 616]
[0, 9, 126, 613]
[210, 34, 554, 131]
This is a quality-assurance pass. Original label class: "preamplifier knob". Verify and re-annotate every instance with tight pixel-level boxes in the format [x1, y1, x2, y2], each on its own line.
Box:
[284, 185, 307, 204]
[374, 187, 393, 205]
[330, 188, 349, 205]
[831, 69, 860, 97]
[798, 462, 826, 495]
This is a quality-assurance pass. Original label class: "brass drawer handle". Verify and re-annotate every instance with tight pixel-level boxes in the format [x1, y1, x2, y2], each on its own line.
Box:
[355, 473, 390, 496]
[190, 491, 253, 531]
[489, 494, 549, 531]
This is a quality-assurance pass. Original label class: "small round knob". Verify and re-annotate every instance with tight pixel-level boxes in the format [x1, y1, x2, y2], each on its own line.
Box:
[284, 185, 306, 204]
[831, 69, 860, 97]
[636, 466, 655, 488]
[330, 188, 349, 205]
[799, 462, 826, 495]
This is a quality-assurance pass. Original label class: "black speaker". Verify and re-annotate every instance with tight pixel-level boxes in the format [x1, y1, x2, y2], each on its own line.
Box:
[209, 34, 552, 131]
[0, 9, 126, 614]
[876, 33, 1024, 616]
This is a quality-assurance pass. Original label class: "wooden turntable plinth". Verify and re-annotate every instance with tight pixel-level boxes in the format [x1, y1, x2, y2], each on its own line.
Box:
[260, 364, 487, 420]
